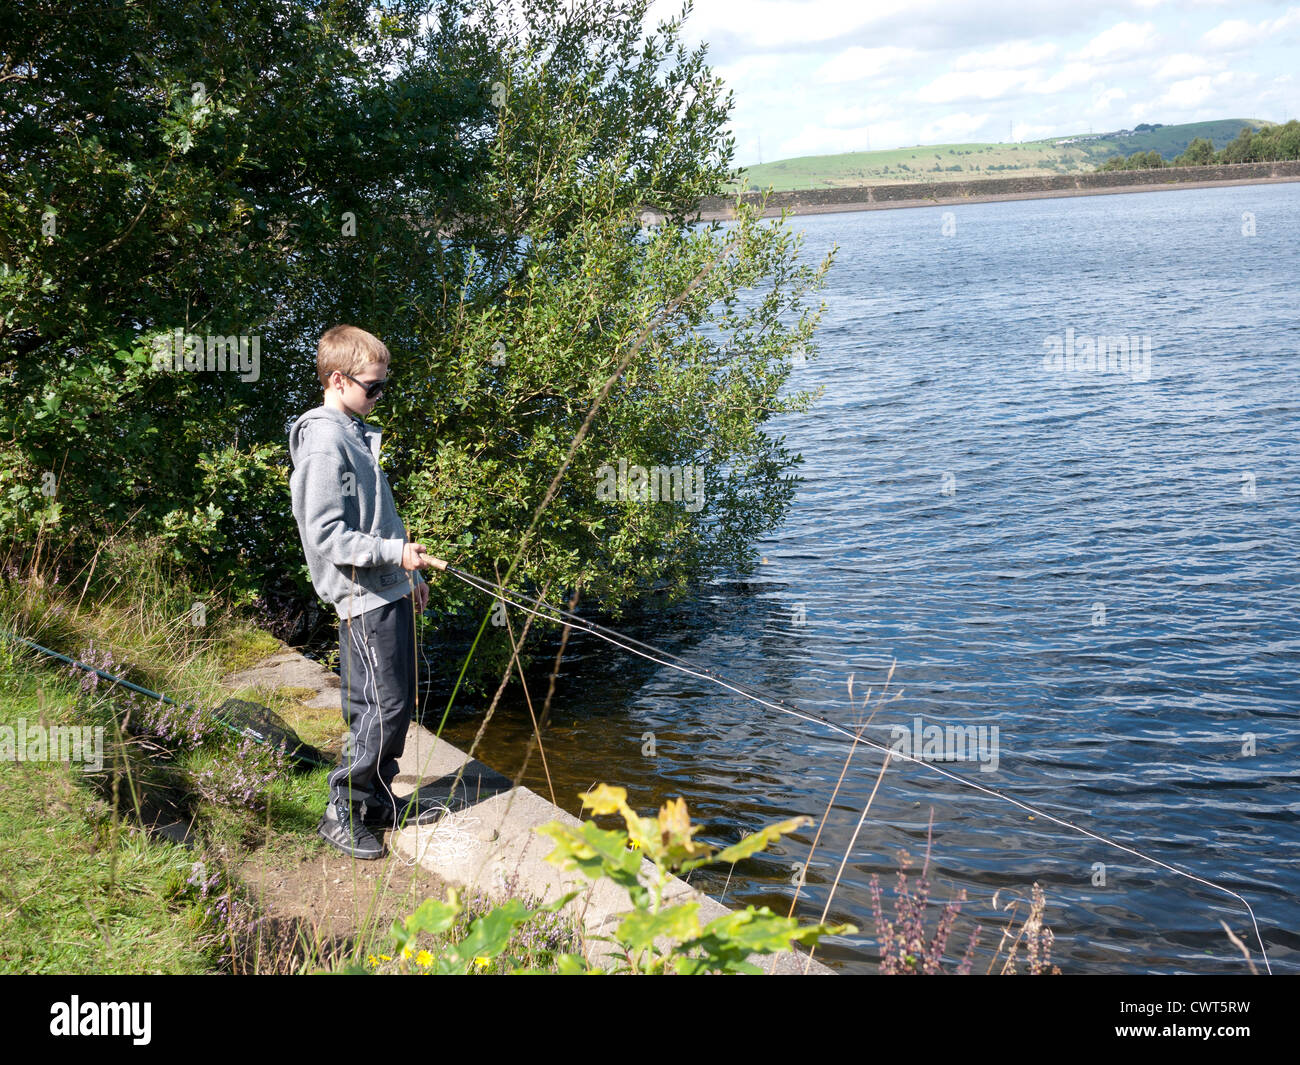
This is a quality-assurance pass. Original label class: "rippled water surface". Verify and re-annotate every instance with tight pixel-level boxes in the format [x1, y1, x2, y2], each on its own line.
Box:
[436, 183, 1300, 974]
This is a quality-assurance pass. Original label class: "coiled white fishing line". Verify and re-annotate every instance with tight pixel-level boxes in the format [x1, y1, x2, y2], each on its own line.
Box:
[405, 811, 484, 867]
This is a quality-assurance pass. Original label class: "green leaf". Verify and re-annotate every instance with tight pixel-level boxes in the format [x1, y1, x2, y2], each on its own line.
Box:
[714, 815, 812, 866]
[451, 898, 533, 961]
[616, 902, 700, 953]
[693, 907, 804, 954]
[580, 821, 645, 879]
[390, 895, 460, 950]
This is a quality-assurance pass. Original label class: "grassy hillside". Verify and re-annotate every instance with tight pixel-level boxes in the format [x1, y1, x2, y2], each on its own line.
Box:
[729, 119, 1270, 192]
[1068, 118, 1265, 161]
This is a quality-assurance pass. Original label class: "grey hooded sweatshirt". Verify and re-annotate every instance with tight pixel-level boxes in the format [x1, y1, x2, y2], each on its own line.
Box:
[288, 405, 425, 619]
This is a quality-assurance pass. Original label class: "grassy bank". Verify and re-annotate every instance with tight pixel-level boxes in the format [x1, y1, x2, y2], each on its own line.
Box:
[0, 542, 579, 974]
[0, 661, 210, 973]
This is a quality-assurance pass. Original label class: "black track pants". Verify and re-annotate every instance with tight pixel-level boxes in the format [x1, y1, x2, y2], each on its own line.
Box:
[330, 595, 415, 809]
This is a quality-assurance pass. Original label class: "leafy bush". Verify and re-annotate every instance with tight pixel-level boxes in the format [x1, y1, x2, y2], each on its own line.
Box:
[2, 0, 831, 631]
[542, 784, 854, 973]
[372, 784, 854, 975]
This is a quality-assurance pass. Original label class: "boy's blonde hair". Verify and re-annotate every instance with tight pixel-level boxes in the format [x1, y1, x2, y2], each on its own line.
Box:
[316, 325, 390, 388]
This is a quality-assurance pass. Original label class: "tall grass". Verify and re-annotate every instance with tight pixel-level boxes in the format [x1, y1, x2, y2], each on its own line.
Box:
[0, 541, 388, 972]
[1, 537, 588, 974]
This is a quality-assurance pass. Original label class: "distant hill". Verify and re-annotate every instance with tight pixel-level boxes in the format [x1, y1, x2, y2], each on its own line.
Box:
[1068, 119, 1269, 160]
[729, 119, 1271, 192]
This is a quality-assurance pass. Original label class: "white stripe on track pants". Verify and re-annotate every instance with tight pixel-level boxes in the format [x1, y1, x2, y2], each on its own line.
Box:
[330, 594, 415, 809]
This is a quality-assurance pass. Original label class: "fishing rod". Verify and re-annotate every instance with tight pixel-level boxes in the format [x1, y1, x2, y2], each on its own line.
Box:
[424, 556, 1276, 974]
[0, 629, 331, 769]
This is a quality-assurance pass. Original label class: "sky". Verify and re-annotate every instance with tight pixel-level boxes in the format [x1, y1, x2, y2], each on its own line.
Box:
[641, 0, 1300, 165]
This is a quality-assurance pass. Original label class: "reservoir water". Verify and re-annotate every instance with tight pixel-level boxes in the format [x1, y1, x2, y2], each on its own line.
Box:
[435, 181, 1300, 974]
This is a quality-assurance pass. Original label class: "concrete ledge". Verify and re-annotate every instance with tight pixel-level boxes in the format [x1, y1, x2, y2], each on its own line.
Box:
[392, 723, 513, 805]
[390, 768, 829, 973]
[225, 650, 340, 710]
[227, 643, 833, 974]
[391, 721, 832, 974]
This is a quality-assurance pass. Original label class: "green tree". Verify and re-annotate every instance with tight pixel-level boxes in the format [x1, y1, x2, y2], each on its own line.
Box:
[1219, 125, 1258, 163]
[2, 0, 831, 658]
[1, 0, 495, 599]
[1226, 119, 1300, 162]
[1173, 137, 1216, 166]
[384, 0, 832, 628]
[1274, 119, 1300, 159]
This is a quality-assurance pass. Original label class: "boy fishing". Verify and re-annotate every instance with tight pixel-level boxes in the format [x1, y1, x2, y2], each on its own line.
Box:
[288, 324, 444, 859]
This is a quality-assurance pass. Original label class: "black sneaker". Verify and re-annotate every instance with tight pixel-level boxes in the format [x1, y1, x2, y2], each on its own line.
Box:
[362, 792, 459, 829]
[318, 799, 384, 860]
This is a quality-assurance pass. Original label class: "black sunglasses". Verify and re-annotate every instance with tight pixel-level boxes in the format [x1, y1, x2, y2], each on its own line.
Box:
[339, 371, 387, 399]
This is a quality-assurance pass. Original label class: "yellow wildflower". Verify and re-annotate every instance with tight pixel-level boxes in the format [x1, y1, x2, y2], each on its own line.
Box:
[416, 950, 434, 968]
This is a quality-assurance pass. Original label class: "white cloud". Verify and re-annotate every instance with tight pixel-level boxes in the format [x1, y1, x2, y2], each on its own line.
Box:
[1077, 21, 1158, 61]
[858, 121, 911, 150]
[1271, 8, 1300, 32]
[918, 60, 1095, 103]
[816, 46, 919, 83]
[713, 53, 797, 87]
[1031, 62, 1098, 94]
[951, 40, 1058, 70]
[646, 0, 911, 51]
[823, 103, 896, 127]
[774, 123, 900, 158]
[1014, 122, 1060, 142]
[920, 112, 993, 142]
[712, 54, 809, 114]
[1159, 76, 1216, 109]
[1201, 19, 1256, 48]
[1203, 8, 1300, 50]
[916, 68, 1034, 103]
[1088, 86, 1128, 114]
[1154, 53, 1223, 80]
[1154, 70, 1239, 111]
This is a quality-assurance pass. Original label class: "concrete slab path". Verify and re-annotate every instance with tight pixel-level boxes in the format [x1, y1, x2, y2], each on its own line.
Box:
[225, 640, 833, 974]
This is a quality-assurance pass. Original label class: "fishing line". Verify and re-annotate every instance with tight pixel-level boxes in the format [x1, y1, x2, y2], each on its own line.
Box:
[434, 560, 1275, 974]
